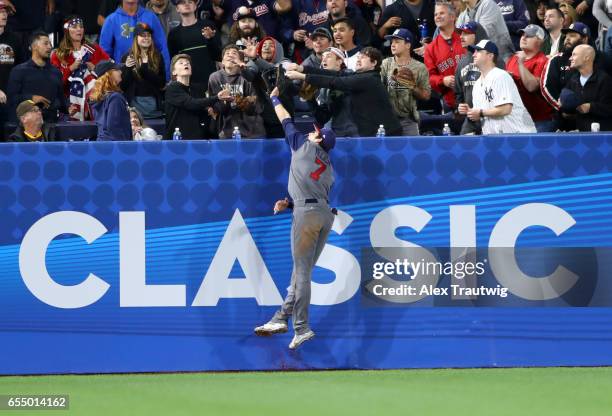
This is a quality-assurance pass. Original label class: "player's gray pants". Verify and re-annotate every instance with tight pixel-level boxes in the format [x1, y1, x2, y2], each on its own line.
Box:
[271, 204, 334, 335]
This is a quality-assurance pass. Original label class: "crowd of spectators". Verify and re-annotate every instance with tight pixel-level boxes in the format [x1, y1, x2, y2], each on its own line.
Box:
[1, 0, 612, 142]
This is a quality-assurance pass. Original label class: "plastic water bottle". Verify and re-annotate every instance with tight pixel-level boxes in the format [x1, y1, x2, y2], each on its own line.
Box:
[231, 126, 242, 140]
[172, 127, 182, 141]
[376, 124, 386, 138]
[419, 19, 431, 44]
[442, 123, 451, 136]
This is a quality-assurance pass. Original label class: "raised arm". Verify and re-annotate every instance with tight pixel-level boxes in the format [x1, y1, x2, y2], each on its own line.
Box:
[270, 87, 305, 151]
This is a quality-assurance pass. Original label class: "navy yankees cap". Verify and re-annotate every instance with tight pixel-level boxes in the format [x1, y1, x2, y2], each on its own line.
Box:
[468, 39, 499, 55]
[562, 22, 591, 38]
[384, 28, 414, 44]
[314, 124, 336, 152]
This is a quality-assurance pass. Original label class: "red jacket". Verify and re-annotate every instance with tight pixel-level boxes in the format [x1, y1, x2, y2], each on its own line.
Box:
[50, 43, 109, 95]
[424, 31, 465, 109]
[50, 44, 109, 121]
[506, 52, 553, 122]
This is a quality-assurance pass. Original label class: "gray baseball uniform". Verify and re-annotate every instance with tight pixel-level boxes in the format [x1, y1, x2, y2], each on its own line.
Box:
[270, 119, 335, 335]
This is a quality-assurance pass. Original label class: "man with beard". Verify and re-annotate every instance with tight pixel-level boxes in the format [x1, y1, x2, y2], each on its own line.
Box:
[223, 0, 292, 40]
[228, 6, 266, 45]
[541, 22, 590, 113]
[7, 31, 65, 123]
[455, 21, 488, 134]
[380, 28, 430, 136]
[168, 0, 221, 90]
[561, 44, 612, 131]
[207, 44, 266, 138]
[286, 46, 402, 136]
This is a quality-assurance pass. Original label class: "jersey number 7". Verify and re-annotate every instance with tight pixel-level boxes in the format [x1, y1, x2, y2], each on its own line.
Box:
[309, 157, 327, 181]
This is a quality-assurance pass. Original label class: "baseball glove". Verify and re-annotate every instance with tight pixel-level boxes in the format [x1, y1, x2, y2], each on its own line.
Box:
[299, 82, 318, 101]
[234, 95, 257, 112]
[392, 67, 416, 89]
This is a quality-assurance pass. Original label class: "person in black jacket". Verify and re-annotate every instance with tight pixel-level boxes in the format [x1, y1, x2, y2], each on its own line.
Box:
[167, 0, 221, 91]
[121, 23, 166, 118]
[7, 31, 65, 123]
[164, 53, 232, 139]
[0, 3, 25, 140]
[8, 99, 56, 142]
[377, 0, 436, 47]
[286, 46, 402, 137]
[541, 22, 590, 115]
[561, 44, 612, 131]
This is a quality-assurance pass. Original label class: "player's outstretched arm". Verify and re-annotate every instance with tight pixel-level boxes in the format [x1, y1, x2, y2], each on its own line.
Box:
[270, 87, 306, 150]
[270, 87, 291, 123]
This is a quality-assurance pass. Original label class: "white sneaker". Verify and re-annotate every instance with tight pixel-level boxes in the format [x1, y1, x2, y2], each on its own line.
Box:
[254, 322, 288, 336]
[288, 330, 315, 349]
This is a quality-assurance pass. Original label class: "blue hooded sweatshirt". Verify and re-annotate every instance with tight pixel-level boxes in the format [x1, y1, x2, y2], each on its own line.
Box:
[100, 6, 171, 80]
[91, 92, 132, 141]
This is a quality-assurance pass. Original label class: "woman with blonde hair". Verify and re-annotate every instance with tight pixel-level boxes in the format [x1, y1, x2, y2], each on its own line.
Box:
[559, 2, 578, 29]
[50, 15, 110, 121]
[121, 23, 165, 119]
[90, 61, 132, 141]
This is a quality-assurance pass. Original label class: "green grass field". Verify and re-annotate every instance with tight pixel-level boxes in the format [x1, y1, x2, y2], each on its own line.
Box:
[1, 367, 610, 415]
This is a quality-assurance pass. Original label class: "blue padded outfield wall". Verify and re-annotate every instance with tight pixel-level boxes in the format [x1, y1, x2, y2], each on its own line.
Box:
[1, 134, 612, 375]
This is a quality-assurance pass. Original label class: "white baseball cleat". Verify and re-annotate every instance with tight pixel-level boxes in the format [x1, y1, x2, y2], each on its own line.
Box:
[254, 322, 288, 336]
[288, 330, 315, 349]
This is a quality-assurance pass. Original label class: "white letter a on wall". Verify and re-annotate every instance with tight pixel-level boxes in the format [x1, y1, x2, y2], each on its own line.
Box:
[192, 209, 283, 306]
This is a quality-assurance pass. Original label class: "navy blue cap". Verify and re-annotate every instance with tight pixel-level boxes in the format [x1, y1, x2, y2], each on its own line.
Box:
[468, 39, 499, 55]
[384, 28, 414, 44]
[560, 88, 584, 113]
[314, 124, 336, 151]
[94, 60, 121, 78]
[457, 21, 479, 34]
[562, 22, 591, 38]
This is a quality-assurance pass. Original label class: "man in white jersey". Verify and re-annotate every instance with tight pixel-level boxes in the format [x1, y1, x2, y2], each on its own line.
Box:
[458, 39, 536, 134]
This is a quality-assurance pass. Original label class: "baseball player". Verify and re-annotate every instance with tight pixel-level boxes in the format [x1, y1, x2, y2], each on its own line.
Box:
[254, 86, 336, 350]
